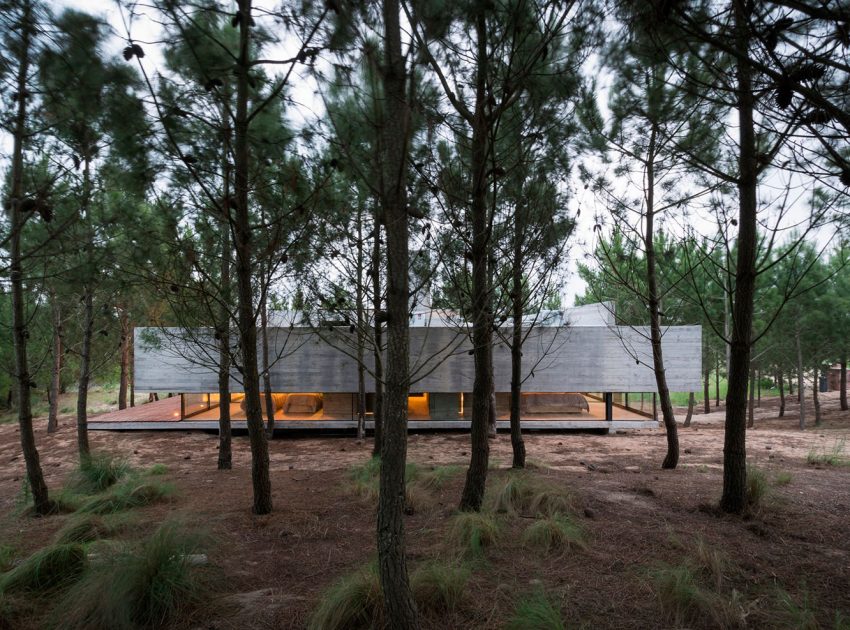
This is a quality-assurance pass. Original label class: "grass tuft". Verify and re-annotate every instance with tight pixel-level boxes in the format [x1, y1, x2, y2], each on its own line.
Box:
[54, 521, 209, 629]
[410, 560, 470, 613]
[307, 563, 382, 630]
[505, 589, 566, 630]
[146, 464, 168, 476]
[807, 439, 850, 467]
[0, 543, 86, 593]
[0, 545, 15, 573]
[772, 588, 819, 630]
[747, 465, 769, 509]
[650, 563, 708, 626]
[774, 471, 793, 486]
[71, 453, 130, 494]
[415, 465, 461, 491]
[449, 511, 499, 557]
[77, 478, 173, 515]
[53, 515, 115, 545]
[490, 471, 573, 517]
[692, 537, 729, 590]
[522, 513, 587, 553]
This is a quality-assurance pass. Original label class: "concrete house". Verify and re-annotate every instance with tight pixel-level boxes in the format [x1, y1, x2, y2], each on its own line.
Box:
[118, 303, 702, 432]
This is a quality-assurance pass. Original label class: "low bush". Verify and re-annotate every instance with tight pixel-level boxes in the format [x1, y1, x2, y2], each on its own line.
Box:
[522, 513, 586, 553]
[0, 544, 86, 594]
[71, 453, 130, 494]
[146, 464, 168, 476]
[307, 563, 382, 630]
[0, 545, 14, 573]
[410, 560, 470, 613]
[506, 589, 566, 630]
[54, 522, 209, 629]
[53, 515, 115, 545]
[491, 472, 573, 517]
[774, 471, 793, 486]
[747, 465, 769, 509]
[77, 478, 173, 515]
[449, 511, 499, 557]
[807, 439, 849, 467]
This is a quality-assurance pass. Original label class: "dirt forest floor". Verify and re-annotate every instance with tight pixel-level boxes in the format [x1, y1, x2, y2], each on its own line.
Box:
[1, 391, 849, 629]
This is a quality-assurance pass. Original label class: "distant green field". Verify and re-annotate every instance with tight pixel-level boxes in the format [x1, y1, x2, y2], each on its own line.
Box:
[669, 377, 781, 406]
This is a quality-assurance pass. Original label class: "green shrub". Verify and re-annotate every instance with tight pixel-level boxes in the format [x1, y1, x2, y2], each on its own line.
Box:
[0, 544, 86, 593]
[55, 522, 208, 629]
[506, 589, 566, 630]
[307, 563, 382, 630]
[522, 514, 586, 553]
[410, 561, 469, 613]
[449, 511, 499, 557]
[72, 453, 130, 494]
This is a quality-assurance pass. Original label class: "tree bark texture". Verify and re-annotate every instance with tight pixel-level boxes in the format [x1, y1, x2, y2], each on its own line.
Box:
[840, 356, 847, 411]
[261, 298, 275, 436]
[377, 1, 419, 626]
[371, 220, 384, 457]
[747, 364, 755, 429]
[720, 1, 757, 514]
[645, 124, 678, 469]
[118, 308, 130, 410]
[813, 363, 821, 426]
[47, 293, 62, 433]
[460, 5, 493, 511]
[797, 330, 805, 430]
[684, 392, 695, 427]
[234, 0, 271, 513]
[777, 369, 785, 417]
[8, 0, 51, 513]
[703, 368, 710, 414]
[76, 289, 94, 458]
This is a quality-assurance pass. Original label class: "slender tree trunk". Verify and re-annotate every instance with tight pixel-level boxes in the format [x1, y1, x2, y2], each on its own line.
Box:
[377, 1, 418, 626]
[356, 206, 366, 440]
[7, 0, 51, 513]
[118, 308, 130, 410]
[261, 298, 275, 436]
[218, 98, 233, 470]
[47, 292, 62, 433]
[684, 392, 695, 427]
[797, 329, 805, 430]
[76, 289, 93, 457]
[747, 364, 755, 429]
[234, 0, 271, 513]
[371, 219, 384, 456]
[788, 373, 794, 398]
[645, 124, 678, 469]
[129, 325, 135, 407]
[703, 368, 710, 414]
[509, 230, 526, 466]
[715, 357, 720, 407]
[720, 2, 757, 514]
[813, 363, 821, 426]
[756, 367, 761, 407]
[777, 369, 785, 417]
[840, 356, 847, 411]
[460, 6, 493, 510]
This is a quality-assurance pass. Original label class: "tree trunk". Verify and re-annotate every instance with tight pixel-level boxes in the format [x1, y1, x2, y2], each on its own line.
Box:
[217, 95, 233, 470]
[509, 236, 526, 466]
[788, 373, 794, 398]
[715, 356, 720, 407]
[371, 220, 384, 456]
[747, 364, 755, 429]
[777, 369, 785, 417]
[645, 123, 678, 469]
[813, 363, 821, 426]
[720, 2, 757, 514]
[356, 205, 366, 440]
[460, 6, 493, 511]
[261, 298, 275, 437]
[47, 292, 62, 433]
[129, 324, 135, 407]
[703, 368, 710, 414]
[840, 356, 847, 411]
[684, 392, 695, 427]
[797, 329, 805, 430]
[217, 329, 232, 471]
[377, 1, 418, 626]
[118, 308, 130, 410]
[7, 0, 51, 514]
[234, 0, 271, 514]
[76, 289, 94, 458]
[757, 368, 761, 407]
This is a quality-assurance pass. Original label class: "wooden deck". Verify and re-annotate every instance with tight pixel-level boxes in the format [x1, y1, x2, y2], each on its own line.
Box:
[88, 397, 659, 432]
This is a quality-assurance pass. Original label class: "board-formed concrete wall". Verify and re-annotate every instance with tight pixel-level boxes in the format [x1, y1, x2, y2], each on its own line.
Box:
[135, 323, 702, 394]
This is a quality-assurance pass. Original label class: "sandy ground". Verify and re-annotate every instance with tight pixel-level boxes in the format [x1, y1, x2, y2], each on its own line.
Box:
[1, 391, 849, 628]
